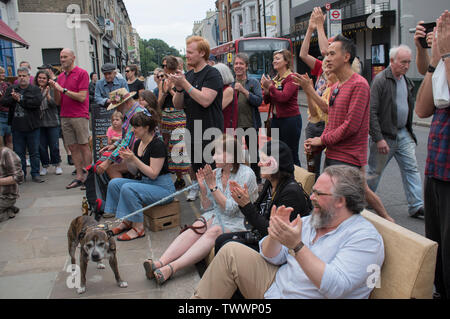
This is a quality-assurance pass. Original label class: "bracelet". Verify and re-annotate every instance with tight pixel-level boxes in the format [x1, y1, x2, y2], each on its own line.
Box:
[442, 53, 450, 61]
[188, 86, 194, 94]
[293, 241, 304, 254]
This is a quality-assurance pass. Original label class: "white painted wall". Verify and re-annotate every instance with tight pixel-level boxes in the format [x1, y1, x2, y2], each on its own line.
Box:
[15, 12, 97, 75]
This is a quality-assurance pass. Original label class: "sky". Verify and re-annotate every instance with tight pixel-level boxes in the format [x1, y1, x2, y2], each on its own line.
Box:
[123, 0, 216, 53]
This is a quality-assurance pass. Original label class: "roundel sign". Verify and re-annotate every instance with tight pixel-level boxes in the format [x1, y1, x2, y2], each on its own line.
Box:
[330, 9, 341, 20]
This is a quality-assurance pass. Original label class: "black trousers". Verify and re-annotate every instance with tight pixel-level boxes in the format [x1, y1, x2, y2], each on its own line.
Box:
[424, 176, 450, 299]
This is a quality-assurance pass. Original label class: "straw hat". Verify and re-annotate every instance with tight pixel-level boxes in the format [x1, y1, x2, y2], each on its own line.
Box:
[107, 88, 136, 111]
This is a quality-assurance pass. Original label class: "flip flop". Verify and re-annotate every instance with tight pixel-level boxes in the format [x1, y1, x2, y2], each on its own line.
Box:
[66, 179, 83, 189]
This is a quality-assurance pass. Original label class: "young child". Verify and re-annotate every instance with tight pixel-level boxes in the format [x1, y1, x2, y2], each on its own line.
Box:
[107, 111, 123, 145]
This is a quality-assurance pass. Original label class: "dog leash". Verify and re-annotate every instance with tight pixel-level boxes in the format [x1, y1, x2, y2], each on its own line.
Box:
[114, 172, 226, 232]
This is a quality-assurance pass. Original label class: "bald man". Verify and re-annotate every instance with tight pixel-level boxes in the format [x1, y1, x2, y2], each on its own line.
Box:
[49, 49, 91, 189]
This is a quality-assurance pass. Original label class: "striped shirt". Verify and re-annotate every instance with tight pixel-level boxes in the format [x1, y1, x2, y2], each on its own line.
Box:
[0, 147, 24, 200]
[321, 73, 371, 167]
[425, 107, 450, 181]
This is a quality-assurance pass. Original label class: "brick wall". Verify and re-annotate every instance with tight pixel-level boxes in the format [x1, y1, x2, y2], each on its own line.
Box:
[18, 0, 84, 13]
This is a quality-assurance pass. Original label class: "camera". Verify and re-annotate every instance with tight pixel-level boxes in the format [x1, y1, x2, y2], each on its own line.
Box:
[244, 230, 261, 245]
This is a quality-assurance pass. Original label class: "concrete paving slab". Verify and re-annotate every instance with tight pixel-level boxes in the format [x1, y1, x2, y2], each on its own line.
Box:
[32, 195, 85, 208]
[18, 205, 81, 218]
[0, 256, 67, 277]
[0, 272, 58, 299]
[5, 214, 75, 231]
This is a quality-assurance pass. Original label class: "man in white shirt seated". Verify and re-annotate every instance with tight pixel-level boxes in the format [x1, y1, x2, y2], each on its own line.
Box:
[192, 165, 385, 299]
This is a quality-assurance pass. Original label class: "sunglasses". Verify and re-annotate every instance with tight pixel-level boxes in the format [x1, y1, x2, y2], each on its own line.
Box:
[125, 70, 131, 73]
[157, 75, 165, 79]
[329, 87, 339, 107]
[162, 64, 167, 68]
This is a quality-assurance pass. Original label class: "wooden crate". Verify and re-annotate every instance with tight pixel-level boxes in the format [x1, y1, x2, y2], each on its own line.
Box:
[143, 199, 180, 232]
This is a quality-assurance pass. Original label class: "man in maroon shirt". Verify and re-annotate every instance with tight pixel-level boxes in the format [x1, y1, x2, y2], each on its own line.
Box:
[49, 49, 91, 189]
[304, 35, 394, 223]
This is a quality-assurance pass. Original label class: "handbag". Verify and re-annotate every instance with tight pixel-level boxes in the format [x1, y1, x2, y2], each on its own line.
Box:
[179, 216, 207, 235]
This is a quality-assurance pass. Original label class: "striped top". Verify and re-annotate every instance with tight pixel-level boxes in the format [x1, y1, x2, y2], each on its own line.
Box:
[321, 73, 371, 167]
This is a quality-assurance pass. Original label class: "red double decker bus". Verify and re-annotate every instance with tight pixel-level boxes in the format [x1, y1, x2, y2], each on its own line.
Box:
[210, 37, 293, 82]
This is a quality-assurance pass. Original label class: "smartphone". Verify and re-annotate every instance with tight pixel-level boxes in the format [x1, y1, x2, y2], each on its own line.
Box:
[419, 22, 436, 49]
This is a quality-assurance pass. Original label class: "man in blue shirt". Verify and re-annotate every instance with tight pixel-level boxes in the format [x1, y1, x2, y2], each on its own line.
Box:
[193, 165, 385, 299]
[94, 63, 129, 109]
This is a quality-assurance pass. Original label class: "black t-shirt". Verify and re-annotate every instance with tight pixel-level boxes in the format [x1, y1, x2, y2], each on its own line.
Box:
[133, 137, 170, 177]
[184, 65, 224, 140]
[128, 79, 145, 100]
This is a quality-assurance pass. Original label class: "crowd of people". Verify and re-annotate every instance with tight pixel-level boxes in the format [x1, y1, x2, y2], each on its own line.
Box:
[0, 7, 448, 300]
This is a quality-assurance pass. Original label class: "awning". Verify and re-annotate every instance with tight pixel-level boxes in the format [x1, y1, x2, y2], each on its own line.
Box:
[0, 19, 29, 49]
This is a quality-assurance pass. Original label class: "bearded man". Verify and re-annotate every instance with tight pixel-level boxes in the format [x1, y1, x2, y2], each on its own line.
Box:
[192, 165, 385, 299]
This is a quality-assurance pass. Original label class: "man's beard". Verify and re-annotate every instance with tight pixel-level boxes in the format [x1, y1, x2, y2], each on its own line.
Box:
[310, 202, 336, 229]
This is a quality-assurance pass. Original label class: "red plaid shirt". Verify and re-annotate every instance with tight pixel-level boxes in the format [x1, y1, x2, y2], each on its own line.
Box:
[321, 73, 371, 167]
[425, 107, 450, 181]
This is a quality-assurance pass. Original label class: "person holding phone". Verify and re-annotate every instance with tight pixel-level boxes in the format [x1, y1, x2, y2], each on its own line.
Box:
[414, 21, 437, 75]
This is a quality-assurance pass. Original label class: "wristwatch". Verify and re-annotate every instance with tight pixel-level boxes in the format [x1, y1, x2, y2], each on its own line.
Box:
[210, 186, 218, 193]
[62, 88, 68, 95]
[174, 87, 184, 93]
[293, 241, 305, 254]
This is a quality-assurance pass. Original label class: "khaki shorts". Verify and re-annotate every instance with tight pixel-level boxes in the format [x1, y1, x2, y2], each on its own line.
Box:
[61, 117, 90, 146]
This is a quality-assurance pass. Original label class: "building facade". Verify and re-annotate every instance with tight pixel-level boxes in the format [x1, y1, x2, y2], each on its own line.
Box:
[192, 9, 219, 48]
[0, 0, 27, 77]
[15, 0, 135, 76]
[216, 0, 231, 43]
[290, 0, 449, 82]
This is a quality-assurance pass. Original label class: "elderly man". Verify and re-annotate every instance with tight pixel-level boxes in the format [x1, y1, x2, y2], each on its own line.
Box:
[94, 63, 129, 109]
[3, 67, 43, 183]
[49, 48, 90, 189]
[415, 10, 450, 300]
[368, 45, 424, 219]
[192, 165, 384, 299]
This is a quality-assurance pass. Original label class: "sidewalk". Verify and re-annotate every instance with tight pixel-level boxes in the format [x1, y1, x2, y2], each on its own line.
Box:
[0, 157, 201, 299]
[297, 90, 432, 128]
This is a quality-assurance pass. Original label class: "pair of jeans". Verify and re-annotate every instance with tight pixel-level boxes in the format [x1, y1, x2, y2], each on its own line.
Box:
[39, 126, 62, 167]
[367, 128, 423, 216]
[12, 129, 40, 178]
[305, 121, 325, 180]
[271, 114, 302, 167]
[104, 174, 176, 223]
[424, 176, 450, 299]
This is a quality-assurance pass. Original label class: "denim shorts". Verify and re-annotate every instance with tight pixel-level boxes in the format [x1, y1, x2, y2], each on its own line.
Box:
[0, 111, 11, 137]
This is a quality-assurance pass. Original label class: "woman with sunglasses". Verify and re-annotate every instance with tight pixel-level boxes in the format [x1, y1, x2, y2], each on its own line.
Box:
[260, 49, 302, 167]
[125, 64, 145, 100]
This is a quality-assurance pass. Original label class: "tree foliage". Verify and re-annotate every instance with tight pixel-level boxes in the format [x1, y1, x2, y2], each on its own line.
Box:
[139, 38, 181, 76]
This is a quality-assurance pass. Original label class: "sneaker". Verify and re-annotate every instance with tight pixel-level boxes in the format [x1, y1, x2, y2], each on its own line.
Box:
[40, 167, 48, 176]
[55, 166, 63, 175]
[102, 213, 115, 219]
[186, 186, 199, 201]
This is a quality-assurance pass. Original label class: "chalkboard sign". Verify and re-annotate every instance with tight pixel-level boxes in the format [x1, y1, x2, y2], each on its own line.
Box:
[91, 104, 114, 162]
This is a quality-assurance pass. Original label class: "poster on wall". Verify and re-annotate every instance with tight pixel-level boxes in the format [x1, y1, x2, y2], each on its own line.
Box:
[372, 65, 386, 80]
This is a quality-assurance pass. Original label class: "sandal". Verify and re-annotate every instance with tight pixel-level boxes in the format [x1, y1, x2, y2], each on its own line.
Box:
[117, 227, 145, 241]
[143, 259, 162, 280]
[66, 179, 83, 189]
[154, 263, 174, 285]
[112, 221, 132, 235]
